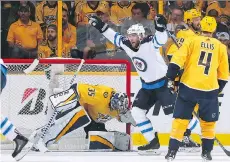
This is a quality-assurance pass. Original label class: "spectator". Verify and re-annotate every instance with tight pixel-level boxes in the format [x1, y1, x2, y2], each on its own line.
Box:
[207, 9, 229, 38]
[121, 3, 155, 35]
[206, 1, 222, 17]
[218, 1, 230, 16]
[110, 1, 134, 26]
[75, 1, 109, 51]
[167, 6, 186, 33]
[38, 24, 70, 58]
[146, 1, 157, 20]
[86, 4, 118, 59]
[75, 1, 109, 26]
[20, 1, 35, 21]
[36, 1, 68, 25]
[62, 8, 77, 50]
[7, 5, 43, 58]
[216, 32, 230, 70]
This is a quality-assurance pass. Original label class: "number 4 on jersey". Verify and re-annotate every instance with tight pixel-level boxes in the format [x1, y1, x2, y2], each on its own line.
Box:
[198, 51, 212, 75]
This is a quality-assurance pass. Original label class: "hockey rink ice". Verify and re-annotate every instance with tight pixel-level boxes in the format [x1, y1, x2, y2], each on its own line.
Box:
[1, 147, 230, 162]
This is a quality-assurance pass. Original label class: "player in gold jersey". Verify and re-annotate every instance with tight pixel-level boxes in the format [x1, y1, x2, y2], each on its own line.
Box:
[165, 16, 229, 161]
[166, 9, 201, 61]
[32, 83, 134, 151]
[164, 9, 203, 152]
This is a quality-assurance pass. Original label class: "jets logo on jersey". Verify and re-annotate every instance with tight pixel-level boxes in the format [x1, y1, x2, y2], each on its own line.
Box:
[132, 57, 147, 72]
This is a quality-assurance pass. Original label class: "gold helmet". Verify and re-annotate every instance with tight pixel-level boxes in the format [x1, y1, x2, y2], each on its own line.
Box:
[184, 9, 201, 23]
[200, 16, 217, 33]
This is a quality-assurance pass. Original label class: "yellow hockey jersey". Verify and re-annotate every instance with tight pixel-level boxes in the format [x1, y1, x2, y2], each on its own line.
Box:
[75, 83, 119, 123]
[36, 1, 68, 25]
[110, 2, 134, 25]
[171, 35, 229, 91]
[166, 29, 197, 59]
[75, 1, 109, 25]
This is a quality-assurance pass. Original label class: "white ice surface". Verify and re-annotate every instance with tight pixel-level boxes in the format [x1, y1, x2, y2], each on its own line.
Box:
[1, 147, 230, 162]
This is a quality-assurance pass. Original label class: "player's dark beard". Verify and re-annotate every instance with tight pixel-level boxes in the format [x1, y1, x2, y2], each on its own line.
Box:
[191, 23, 200, 32]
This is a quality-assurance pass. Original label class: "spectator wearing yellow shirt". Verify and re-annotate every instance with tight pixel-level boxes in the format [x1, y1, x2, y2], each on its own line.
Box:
[75, 1, 109, 26]
[38, 24, 70, 58]
[36, 1, 68, 25]
[110, 1, 134, 26]
[7, 5, 43, 58]
[85, 4, 117, 59]
[62, 8, 77, 50]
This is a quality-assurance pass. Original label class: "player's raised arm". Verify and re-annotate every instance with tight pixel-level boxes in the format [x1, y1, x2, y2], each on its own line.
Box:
[217, 43, 229, 93]
[152, 14, 168, 48]
[88, 15, 137, 53]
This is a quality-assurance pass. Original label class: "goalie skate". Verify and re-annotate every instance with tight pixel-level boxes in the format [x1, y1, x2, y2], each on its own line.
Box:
[138, 132, 161, 155]
[179, 135, 200, 153]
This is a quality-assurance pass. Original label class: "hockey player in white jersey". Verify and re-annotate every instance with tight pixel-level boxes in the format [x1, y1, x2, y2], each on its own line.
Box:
[0, 59, 33, 161]
[88, 15, 175, 153]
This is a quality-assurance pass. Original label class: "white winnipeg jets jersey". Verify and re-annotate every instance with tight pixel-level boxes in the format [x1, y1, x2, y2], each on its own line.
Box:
[0, 59, 6, 68]
[103, 28, 168, 83]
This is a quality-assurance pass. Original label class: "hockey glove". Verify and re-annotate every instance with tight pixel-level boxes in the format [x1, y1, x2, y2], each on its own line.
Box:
[88, 16, 109, 33]
[167, 78, 176, 94]
[154, 14, 167, 32]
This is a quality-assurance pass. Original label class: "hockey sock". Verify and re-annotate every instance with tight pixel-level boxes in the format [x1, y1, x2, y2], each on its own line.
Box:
[0, 114, 17, 141]
[131, 107, 155, 142]
[187, 116, 199, 132]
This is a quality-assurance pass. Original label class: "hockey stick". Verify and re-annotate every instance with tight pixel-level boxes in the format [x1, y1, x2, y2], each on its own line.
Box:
[169, 34, 230, 156]
[23, 59, 40, 74]
[193, 112, 230, 157]
[30, 59, 85, 152]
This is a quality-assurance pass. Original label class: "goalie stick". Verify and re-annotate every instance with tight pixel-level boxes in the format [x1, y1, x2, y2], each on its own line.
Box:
[28, 59, 85, 154]
[169, 33, 230, 157]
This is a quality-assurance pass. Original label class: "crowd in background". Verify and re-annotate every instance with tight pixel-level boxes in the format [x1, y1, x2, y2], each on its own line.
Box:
[1, 0, 230, 65]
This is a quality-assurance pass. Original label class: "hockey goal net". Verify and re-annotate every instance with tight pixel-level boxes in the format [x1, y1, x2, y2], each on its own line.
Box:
[1, 59, 131, 150]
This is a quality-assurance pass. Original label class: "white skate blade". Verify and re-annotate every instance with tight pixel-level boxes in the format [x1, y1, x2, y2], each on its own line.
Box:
[167, 157, 175, 162]
[36, 139, 48, 153]
[14, 142, 33, 161]
[138, 149, 161, 155]
[179, 147, 200, 153]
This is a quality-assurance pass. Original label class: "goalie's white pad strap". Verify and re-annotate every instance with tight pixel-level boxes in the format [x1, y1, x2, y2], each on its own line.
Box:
[43, 106, 91, 146]
[88, 131, 130, 151]
[49, 88, 79, 112]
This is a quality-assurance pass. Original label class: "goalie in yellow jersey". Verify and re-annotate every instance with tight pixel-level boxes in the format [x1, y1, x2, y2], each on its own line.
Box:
[165, 16, 229, 161]
[31, 83, 134, 151]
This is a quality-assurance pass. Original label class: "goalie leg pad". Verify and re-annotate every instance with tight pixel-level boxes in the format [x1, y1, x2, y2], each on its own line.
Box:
[43, 105, 91, 146]
[88, 131, 130, 151]
[89, 131, 115, 151]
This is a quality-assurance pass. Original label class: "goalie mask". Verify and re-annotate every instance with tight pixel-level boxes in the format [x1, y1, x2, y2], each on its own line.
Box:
[110, 92, 129, 114]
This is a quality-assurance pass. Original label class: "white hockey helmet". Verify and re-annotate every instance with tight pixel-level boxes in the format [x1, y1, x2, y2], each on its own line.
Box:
[127, 24, 145, 39]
